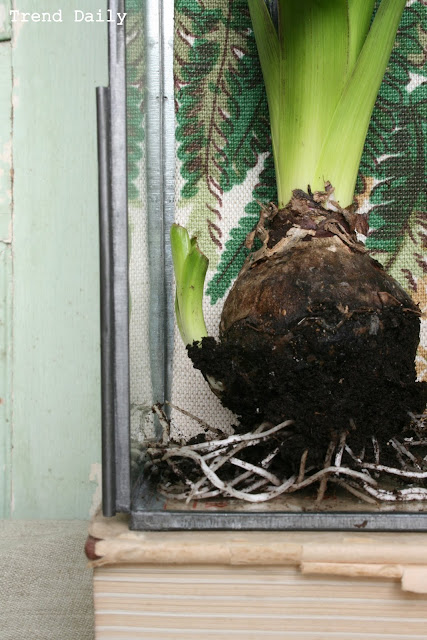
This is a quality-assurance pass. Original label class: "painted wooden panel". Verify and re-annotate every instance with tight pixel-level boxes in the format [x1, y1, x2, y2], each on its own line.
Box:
[0, 0, 11, 42]
[0, 25, 12, 517]
[9, 1, 108, 518]
[0, 245, 12, 518]
[0, 41, 12, 241]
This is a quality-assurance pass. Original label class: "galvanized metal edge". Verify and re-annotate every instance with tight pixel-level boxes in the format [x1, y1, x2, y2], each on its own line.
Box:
[97, 86, 117, 518]
[162, 0, 176, 411]
[130, 510, 427, 532]
[108, 0, 131, 513]
[145, 0, 165, 427]
[144, 0, 175, 427]
[99, 0, 175, 515]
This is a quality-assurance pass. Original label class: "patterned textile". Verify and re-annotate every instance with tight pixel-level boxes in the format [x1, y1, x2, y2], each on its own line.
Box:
[126, 1, 427, 438]
[126, 0, 154, 441]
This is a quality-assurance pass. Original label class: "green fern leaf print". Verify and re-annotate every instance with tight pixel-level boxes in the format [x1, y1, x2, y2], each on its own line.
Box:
[126, 0, 145, 204]
[175, 0, 270, 264]
[174, 1, 427, 307]
[358, 2, 427, 290]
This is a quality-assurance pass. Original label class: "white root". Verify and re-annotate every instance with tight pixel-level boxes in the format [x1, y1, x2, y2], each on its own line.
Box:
[363, 485, 427, 502]
[148, 407, 427, 504]
[334, 431, 348, 468]
[184, 420, 294, 452]
[291, 465, 377, 491]
[228, 457, 282, 486]
[167, 446, 297, 503]
[183, 423, 273, 500]
[329, 478, 378, 505]
[166, 401, 228, 437]
[297, 449, 309, 484]
[316, 439, 338, 503]
[390, 438, 423, 470]
[352, 461, 427, 479]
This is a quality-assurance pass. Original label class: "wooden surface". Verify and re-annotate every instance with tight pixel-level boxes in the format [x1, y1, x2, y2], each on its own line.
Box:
[91, 515, 427, 639]
[88, 513, 427, 594]
[0, 1, 107, 518]
[94, 563, 427, 639]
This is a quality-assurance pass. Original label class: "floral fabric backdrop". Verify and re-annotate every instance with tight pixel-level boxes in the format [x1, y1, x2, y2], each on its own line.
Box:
[126, 0, 154, 441]
[126, 1, 427, 437]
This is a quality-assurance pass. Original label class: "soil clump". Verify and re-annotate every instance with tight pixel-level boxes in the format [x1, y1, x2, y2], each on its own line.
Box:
[188, 190, 427, 471]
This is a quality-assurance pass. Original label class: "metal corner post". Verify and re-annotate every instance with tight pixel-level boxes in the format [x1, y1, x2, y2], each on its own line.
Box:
[162, 0, 176, 412]
[98, 0, 175, 517]
[109, 0, 131, 513]
[97, 0, 131, 516]
[97, 85, 117, 517]
[145, 0, 176, 428]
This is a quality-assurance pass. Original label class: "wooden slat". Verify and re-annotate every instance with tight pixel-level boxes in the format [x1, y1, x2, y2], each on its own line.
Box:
[0, 41, 11, 242]
[94, 595, 427, 617]
[96, 631, 426, 640]
[94, 565, 427, 640]
[95, 609, 427, 635]
[94, 569, 421, 601]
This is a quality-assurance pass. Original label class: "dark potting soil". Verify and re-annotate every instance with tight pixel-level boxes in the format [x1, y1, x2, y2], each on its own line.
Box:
[188, 306, 427, 473]
[186, 193, 427, 477]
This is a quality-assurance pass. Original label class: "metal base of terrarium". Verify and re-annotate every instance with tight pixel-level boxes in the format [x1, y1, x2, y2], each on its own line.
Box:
[130, 489, 427, 531]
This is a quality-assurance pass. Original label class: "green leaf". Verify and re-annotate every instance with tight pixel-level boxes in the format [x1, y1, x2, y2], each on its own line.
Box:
[275, 0, 349, 204]
[206, 1, 427, 307]
[347, 0, 376, 74]
[171, 224, 209, 346]
[247, 0, 280, 141]
[314, 0, 407, 206]
[175, 0, 270, 263]
[170, 223, 192, 285]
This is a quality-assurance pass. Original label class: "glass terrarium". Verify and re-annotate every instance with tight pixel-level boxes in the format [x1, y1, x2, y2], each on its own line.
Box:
[99, 0, 427, 530]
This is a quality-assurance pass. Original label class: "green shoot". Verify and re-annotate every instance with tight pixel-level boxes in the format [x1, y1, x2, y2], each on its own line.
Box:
[249, 0, 407, 208]
[171, 224, 208, 346]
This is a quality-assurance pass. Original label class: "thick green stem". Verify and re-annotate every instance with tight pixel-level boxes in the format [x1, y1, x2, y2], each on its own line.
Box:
[249, 0, 407, 208]
[313, 0, 407, 206]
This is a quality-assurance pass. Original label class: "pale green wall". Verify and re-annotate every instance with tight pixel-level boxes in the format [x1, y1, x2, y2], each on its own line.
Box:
[1, 1, 108, 518]
[0, 0, 13, 518]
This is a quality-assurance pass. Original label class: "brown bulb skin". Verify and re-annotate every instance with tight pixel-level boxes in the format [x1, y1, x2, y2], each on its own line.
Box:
[188, 192, 427, 466]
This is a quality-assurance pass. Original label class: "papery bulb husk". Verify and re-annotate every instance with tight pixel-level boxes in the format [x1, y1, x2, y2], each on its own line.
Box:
[188, 190, 427, 470]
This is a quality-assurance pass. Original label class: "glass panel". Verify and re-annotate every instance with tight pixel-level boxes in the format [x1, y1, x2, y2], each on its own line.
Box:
[123, 0, 427, 529]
